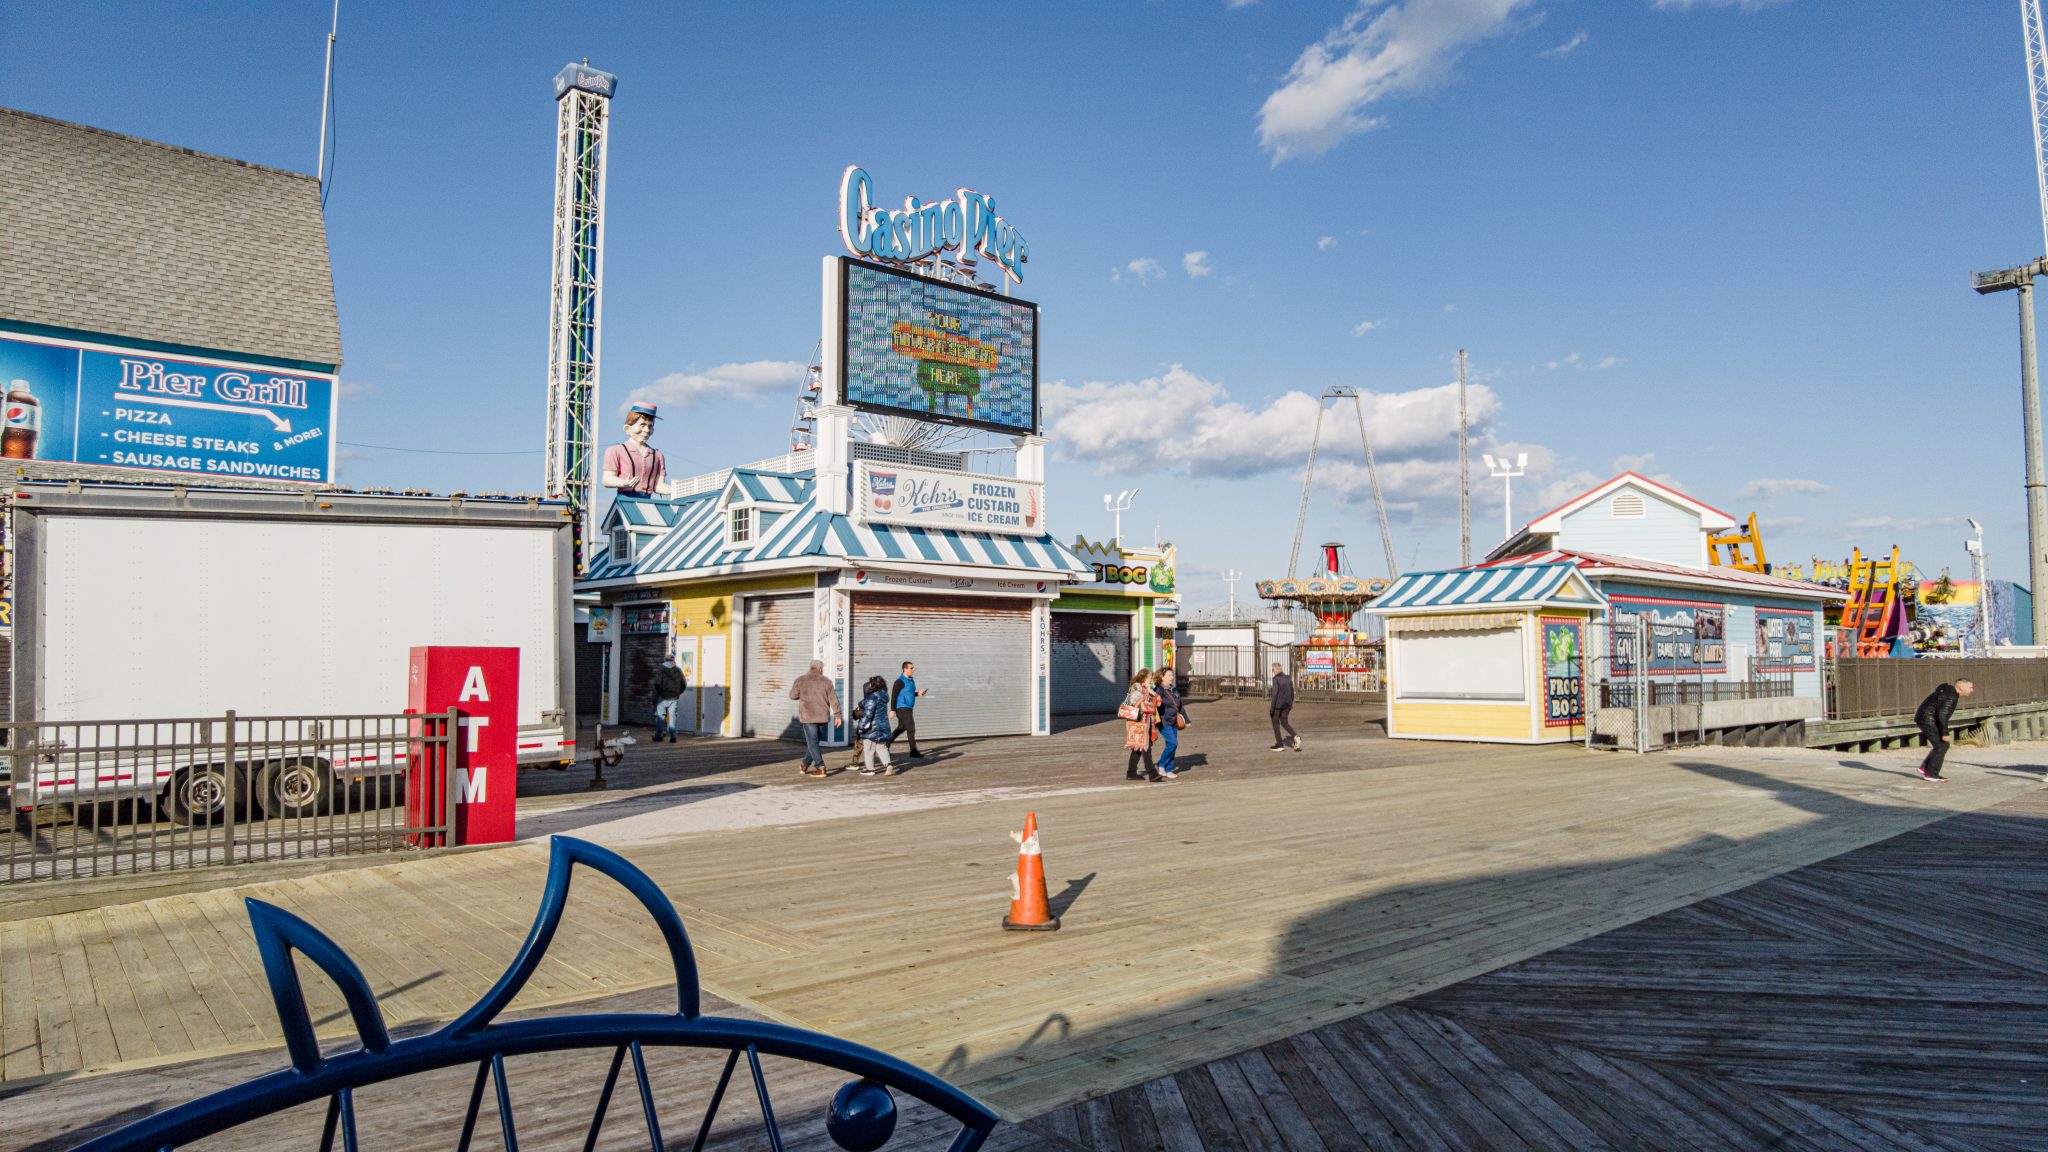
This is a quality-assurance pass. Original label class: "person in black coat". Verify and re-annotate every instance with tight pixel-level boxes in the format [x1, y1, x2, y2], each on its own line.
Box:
[1914, 679, 1974, 780]
[1269, 663, 1300, 751]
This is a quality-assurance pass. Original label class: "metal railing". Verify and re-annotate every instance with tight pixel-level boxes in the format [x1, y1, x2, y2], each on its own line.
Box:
[3, 710, 458, 884]
[73, 836, 999, 1152]
[1826, 655, 2048, 719]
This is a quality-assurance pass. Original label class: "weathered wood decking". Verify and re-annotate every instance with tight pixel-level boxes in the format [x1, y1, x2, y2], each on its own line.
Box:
[1023, 787, 2048, 1151]
[6, 788, 2043, 1150]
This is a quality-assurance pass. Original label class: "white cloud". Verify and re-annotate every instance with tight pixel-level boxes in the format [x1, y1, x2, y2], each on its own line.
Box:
[1256, 0, 1536, 163]
[338, 378, 377, 399]
[625, 360, 805, 412]
[1544, 352, 1621, 371]
[1317, 235, 1338, 251]
[1112, 257, 1166, 284]
[1227, 0, 1260, 7]
[1183, 251, 1215, 279]
[1846, 515, 1949, 534]
[1443, 303, 1457, 313]
[1541, 31, 1588, 58]
[1738, 478, 1829, 500]
[1042, 364, 1554, 524]
[1351, 319, 1384, 336]
[1654, 0, 1788, 10]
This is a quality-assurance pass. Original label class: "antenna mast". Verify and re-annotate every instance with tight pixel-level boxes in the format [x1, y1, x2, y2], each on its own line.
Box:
[1458, 349, 1470, 566]
[315, 0, 339, 184]
[543, 61, 618, 574]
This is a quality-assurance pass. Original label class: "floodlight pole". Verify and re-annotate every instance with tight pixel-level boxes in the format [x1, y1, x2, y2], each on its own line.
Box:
[1972, 256, 2048, 646]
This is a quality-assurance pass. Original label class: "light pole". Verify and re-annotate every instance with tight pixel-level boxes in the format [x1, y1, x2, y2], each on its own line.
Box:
[1102, 489, 1138, 546]
[1972, 258, 2048, 646]
[1967, 517, 1993, 654]
[1482, 452, 1528, 544]
[1221, 567, 1242, 621]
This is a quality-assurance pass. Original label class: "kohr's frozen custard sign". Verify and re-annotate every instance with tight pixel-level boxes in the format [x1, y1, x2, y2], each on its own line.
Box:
[839, 166, 1029, 285]
[855, 461, 1042, 536]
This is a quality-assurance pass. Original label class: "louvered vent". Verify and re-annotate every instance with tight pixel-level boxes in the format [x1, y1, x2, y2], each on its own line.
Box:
[1611, 491, 1646, 519]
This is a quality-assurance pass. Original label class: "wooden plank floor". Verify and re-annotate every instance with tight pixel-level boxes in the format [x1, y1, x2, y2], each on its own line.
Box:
[9, 785, 2044, 1151]
[3, 706, 2043, 1120]
[1022, 787, 2048, 1151]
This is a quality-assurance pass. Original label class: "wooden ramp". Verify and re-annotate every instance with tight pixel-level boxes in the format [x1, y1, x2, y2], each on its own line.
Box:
[1022, 788, 2048, 1151]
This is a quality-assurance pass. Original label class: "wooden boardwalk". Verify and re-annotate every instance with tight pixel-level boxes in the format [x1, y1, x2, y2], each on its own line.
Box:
[1022, 787, 2048, 1151]
[7, 784, 2043, 1150]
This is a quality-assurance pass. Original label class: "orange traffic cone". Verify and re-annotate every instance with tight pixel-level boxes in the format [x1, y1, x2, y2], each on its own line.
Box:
[1002, 812, 1060, 931]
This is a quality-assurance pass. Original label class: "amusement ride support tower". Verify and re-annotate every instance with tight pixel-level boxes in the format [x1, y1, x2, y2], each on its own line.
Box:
[543, 61, 617, 573]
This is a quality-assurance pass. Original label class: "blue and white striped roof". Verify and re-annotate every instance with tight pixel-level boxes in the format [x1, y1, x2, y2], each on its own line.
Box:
[582, 468, 1092, 586]
[1367, 562, 1603, 613]
[723, 469, 812, 505]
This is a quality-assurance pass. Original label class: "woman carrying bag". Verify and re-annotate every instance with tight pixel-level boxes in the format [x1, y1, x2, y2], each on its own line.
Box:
[1120, 668, 1168, 783]
[854, 675, 897, 776]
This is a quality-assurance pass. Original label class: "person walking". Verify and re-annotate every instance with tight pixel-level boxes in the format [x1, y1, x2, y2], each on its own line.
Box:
[1121, 668, 1168, 782]
[1913, 678, 1974, 780]
[891, 661, 929, 758]
[651, 655, 687, 743]
[854, 675, 897, 776]
[1269, 662, 1300, 751]
[788, 659, 842, 778]
[1156, 668, 1190, 780]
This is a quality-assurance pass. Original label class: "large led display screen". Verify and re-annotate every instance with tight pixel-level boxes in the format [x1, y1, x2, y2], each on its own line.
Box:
[840, 257, 1038, 435]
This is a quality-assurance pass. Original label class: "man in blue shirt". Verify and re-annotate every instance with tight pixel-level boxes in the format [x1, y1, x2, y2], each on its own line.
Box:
[890, 660, 928, 759]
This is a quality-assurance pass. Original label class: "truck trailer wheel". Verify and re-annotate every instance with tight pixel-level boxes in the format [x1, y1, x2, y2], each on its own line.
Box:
[259, 759, 333, 819]
[165, 765, 236, 826]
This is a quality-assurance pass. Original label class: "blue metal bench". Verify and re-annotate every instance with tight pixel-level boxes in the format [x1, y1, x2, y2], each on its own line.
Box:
[70, 836, 998, 1152]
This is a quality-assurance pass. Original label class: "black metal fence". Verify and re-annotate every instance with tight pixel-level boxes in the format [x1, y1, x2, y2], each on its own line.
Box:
[2, 710, 459, 884]
[1827, 657, 2048, 720]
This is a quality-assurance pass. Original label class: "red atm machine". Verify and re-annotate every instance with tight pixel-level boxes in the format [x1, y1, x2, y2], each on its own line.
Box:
[407, 646, 520, 845]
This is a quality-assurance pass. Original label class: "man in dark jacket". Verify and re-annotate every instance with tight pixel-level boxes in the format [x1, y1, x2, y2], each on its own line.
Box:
[1914, 679, 1973, 780]
[652, 658, 687, 743]
[1269, 663, 1300, 751]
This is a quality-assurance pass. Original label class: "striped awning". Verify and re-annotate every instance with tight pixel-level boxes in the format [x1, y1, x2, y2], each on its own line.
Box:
[580, 467, 1092, 586]
[1368, 562, 1602, 614]
[1385, 612, 1525, 633]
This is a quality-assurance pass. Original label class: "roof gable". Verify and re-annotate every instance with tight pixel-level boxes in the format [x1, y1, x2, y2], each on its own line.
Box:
[0, 107, 342, 368]
[1526, 473, 1736, 535]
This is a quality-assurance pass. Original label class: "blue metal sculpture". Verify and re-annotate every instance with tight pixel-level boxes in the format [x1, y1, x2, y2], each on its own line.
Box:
[71, 836, 999, 1152]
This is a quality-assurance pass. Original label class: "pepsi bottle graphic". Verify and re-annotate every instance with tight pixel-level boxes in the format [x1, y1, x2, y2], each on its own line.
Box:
[2, 379, 39, 459]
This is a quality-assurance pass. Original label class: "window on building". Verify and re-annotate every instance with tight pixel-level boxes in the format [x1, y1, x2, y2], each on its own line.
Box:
[610, 527, 634, 563]
[728, 506, 754, 545]
[1611, 491, 1646, 519]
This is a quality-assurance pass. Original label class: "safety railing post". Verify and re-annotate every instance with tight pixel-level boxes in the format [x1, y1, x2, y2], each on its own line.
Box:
[222, 710, 238, 867]
[443, 706, 461, 847]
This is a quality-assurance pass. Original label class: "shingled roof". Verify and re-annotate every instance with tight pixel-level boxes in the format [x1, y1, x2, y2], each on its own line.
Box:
[0, 107, 342, 369]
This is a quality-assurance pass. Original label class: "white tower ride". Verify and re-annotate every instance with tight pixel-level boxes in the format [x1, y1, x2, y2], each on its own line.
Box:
[543, 61, 616, 572]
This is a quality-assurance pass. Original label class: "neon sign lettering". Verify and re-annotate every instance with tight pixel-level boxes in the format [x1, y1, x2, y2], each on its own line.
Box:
[839, 166, 1030, 285]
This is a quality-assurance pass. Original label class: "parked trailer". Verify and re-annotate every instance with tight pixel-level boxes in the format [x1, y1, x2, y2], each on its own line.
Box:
[5, 484, 576, 822]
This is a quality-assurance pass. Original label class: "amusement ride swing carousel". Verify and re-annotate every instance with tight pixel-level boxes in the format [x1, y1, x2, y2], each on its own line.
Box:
[1256, 387, 1401, 688]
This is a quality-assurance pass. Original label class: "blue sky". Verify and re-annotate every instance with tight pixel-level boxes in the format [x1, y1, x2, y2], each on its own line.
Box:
[1, 1, 2038, 611]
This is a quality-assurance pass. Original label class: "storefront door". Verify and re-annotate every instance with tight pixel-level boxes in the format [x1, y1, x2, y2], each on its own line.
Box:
[1050, 612, 1130, 714]
[852, 593, 1032, 739]
[743, 594, 813, 739]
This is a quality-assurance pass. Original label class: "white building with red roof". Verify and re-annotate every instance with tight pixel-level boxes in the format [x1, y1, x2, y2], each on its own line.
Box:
[1369, 473, 1843, 747]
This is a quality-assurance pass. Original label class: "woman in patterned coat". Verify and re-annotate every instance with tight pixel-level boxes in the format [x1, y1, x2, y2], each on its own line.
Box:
[1122, 668, 1168, 783]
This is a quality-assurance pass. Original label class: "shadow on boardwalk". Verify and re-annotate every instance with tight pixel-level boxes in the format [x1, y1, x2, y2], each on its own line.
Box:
[4, 756, 2044, 1152]
[1020, 758, 2048, 1151]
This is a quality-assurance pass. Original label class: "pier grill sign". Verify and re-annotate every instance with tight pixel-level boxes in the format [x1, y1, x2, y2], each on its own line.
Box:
[854, 461, 1043, 537]
[0, 332, 336, 484]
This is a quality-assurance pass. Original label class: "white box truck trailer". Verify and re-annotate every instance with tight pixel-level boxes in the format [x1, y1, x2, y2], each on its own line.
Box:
[6, 484, 576, 819]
